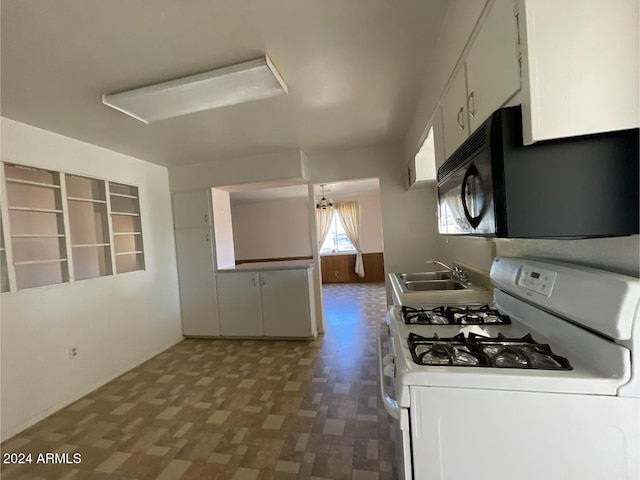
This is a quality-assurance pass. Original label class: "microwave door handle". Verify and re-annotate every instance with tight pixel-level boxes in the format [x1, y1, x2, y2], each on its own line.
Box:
[461, 164, 482, 229]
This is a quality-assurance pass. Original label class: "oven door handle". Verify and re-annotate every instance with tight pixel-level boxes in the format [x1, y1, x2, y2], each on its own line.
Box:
[377, 323, 400, 419]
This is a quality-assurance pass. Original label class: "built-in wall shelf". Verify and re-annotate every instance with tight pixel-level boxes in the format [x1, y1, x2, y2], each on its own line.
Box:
[72, 243, 110, 248]
[11, 233, 65, 238]
[14, 259, 68, 266]
[5, 178, 62, 189]
[3, 163, 69, 290]
[8, 207, 63, 213]
[110, 192, 138, 199]
[109, 182, 144, 274]
[111, 212, 140, 217]
[67, 197, 107, 204]
[1, 163, 146, 290]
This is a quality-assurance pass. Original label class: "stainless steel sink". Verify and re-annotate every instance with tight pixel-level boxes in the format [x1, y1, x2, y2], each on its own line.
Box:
[402, 279, 468, 292]
[399, 271, 452, 281]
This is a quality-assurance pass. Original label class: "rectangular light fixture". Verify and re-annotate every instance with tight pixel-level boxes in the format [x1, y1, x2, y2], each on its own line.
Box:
[102, 55, 288, 123]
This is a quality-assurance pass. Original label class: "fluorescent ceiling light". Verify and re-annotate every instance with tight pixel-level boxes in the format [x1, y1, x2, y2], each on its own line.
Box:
[102, 55, 288, 123]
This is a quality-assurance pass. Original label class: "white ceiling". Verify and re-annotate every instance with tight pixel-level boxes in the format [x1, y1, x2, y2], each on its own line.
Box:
[1, 0, 448, 167]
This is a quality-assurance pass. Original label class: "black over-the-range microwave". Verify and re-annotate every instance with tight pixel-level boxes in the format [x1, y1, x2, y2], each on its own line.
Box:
[437, 106, 639, 238]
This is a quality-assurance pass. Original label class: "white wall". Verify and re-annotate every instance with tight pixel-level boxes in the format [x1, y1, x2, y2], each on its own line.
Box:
[211, 188, 236, 269]
[494, 236, 640, 277]
[0, 118, 183, 441]
[303, 143, 439, 274]
[170, 143, 436, 274]
[232, 199, 313, 261]
[438, 233, 640, 278]
[169, 150, 305, 191]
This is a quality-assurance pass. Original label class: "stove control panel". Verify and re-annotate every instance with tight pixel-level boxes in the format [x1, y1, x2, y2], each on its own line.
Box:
[516, 266, 557, 297]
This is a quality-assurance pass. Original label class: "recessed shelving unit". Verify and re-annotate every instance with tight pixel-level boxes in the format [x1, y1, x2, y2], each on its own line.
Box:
[1, 162, 146, 291]
[4, 163, 70, 290]
[109, 182, 145, 274]
[66, 175, 113, 281]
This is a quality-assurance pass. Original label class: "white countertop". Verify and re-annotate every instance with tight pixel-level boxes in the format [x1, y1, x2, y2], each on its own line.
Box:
[217, 259, 315, 272]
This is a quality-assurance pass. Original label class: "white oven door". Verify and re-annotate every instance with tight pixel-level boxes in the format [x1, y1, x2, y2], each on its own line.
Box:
[378, 323, 413, 480]
[410, 386, 640, 480]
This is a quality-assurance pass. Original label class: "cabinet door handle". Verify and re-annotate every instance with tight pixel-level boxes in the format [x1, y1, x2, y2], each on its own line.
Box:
[205, 232, 210, 242]
[467, 91, 475, 118]
[204, 213, 208, 224]
[261, 276, 266, 286]
[457, 106, 465, 130]
[251, 278, 257, 287]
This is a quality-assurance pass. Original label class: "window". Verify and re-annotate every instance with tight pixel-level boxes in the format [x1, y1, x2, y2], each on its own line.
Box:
[320, 211, 356, 254]
[1, 162, 145, 291]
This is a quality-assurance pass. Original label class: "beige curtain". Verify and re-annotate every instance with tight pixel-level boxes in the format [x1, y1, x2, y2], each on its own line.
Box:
[316, 207, 334, 248]
[336, 201, 364, 278]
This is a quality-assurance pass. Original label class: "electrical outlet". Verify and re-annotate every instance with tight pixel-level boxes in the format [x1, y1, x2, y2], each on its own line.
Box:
[68, 346, 78, 359]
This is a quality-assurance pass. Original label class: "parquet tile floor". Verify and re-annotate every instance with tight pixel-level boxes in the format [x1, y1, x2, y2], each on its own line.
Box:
[1, 283, 396, 480]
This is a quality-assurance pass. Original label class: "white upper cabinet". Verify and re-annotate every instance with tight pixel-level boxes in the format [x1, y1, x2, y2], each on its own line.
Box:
[442, 64, 470, 159]
[520, 0, 639, 143]
[441, 0, 521, 160]
[408, 122, 440, 189]
[172, 190, 211, 229]
[466, 0, 521, 133]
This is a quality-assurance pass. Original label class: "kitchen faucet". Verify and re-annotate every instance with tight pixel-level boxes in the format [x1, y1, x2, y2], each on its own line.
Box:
[426, 260, 468, 284]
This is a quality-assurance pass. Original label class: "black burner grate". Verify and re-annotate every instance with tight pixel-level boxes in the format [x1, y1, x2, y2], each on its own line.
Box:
[407, 332, 572, 370]
[401, 305, 511, 325]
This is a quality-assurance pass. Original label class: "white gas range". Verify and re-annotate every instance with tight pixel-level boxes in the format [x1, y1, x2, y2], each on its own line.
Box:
[379, 257, 640, 480]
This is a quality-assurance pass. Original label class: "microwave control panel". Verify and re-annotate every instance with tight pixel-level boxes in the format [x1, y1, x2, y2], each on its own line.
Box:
[516, 266, 557, 297]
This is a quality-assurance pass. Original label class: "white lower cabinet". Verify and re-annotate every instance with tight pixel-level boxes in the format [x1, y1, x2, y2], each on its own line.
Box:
[261, 269, 315, 338]
[175, 228, 220, 336]
[217, 268, 316, 338]
[217, 272, 263, 336]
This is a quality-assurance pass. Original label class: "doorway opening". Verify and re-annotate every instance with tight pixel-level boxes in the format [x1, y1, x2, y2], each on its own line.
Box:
[312, 178, 385, 285]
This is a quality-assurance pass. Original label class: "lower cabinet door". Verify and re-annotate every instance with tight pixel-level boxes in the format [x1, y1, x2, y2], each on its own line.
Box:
[175, 228, 219, 336]
[261, 269, 312, 338]
[217, 272, 263, 336]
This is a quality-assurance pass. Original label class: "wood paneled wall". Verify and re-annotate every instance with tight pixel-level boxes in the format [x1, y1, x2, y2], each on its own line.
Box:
[320, 253, 384, 283]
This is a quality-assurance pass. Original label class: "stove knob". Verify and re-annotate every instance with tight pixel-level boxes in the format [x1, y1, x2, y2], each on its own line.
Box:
[383, 364, 396, 378]
[383, 354, 395, 366]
